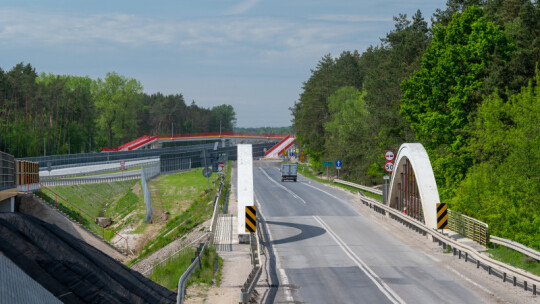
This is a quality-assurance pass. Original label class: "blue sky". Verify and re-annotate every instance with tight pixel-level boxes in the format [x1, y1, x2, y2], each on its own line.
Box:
[0, 0, 447, 127]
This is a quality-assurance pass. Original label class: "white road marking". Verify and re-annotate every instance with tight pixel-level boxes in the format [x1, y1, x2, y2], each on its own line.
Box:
[446, 266, 493, 295]
[255, 197, 295, 303]
[279, 268, 295, 302]
[313, 215, 406, 304]
[258, 167, 306, 204]
[302, 182, 348, 204]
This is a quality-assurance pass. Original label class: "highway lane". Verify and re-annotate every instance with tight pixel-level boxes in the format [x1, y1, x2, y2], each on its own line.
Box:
[254, 165, 484, 304]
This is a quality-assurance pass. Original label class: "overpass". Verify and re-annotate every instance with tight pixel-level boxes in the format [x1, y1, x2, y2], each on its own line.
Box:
[101, 132, 288, 152]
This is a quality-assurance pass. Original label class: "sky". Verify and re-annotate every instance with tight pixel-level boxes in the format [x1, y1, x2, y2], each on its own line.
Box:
[0, 0, 447, 128]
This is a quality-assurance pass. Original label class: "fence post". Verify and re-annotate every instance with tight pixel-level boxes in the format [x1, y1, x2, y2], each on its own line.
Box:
[126, 239, 129, 256]
[79, 212, 81, 225]
[55, 194, 58, 209]
[102, 226, 104, 240]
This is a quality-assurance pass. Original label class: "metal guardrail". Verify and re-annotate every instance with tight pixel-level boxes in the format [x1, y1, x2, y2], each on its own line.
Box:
[177, 180, 224, 304]
[334, 179, 383, 196]
[490, 236, 540, 261]
[40, 174, 140, 187]
[448, 209, 489, 247]
[358, 195, 540, 295]
[239, 221, 263, 303]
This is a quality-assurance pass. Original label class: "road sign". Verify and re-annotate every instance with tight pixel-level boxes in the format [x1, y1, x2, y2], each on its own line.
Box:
[300, 153, 305, 163]
[289, 152, 294, 157]
[384, 161, 394, 173]
[385, 150, 395, 161]
[218, 162, 225, 174]
[296, 148, 299, 154]
[245, 206, 257, 232]
[202, 167, 212, 177]
[335, 160, 342, 169]
[322, 161, 333, 166]
[282, 150, 287, 157]
[437, 203, 448, 229]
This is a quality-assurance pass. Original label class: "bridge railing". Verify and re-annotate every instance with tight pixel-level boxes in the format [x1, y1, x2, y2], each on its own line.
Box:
[357, 194, 539, 295]
[448, 209, 489, 247]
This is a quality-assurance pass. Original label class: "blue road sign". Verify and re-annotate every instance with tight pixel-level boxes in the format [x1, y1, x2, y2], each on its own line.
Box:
[289, 152, 294, 157]
[335, 160, 342, 168]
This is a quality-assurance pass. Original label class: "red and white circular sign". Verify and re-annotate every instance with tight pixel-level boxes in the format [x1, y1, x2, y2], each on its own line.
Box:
[218, 162, 225, 172]
[384, 161, 394, 173]
[385, 150, 395, 162]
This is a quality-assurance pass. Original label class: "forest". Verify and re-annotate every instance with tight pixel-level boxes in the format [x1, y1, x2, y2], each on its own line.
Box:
[291, 0, 539, 249]
[0, 67, 237, 157]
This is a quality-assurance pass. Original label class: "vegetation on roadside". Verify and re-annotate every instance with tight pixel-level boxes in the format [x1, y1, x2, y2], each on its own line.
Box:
[149, 247, 196, 289]
[128, 168, 218, 266]
[488, 246, 540, 276]
[188, 246, 220, 286]
[148, 245, 221, 290]
[291, 2, 540, 250]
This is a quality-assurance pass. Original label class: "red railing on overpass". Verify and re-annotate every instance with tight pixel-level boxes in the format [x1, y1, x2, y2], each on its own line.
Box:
[156, 132, 287, 140]
[102, 132, 288, 152]
[264, 135, 291, 156]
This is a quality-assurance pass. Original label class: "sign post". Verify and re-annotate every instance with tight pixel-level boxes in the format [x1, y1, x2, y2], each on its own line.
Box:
[335, 160, 342, 179]
[322, 161, 333, 180]
[383, 150, 395, 203]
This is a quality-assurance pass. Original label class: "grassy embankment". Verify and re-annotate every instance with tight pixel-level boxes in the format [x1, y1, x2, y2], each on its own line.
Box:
[39, 179, 142, 240]
[296, 163, 383, 201]
[146, 162, 232, 289]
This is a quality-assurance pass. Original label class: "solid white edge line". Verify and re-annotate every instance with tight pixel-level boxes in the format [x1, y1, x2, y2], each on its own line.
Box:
[313, 215, 406, 304]
[255, 196, 295, 303]
[446, 266, 493, 295]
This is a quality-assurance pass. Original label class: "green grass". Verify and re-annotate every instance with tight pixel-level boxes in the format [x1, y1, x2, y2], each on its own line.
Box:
[42, 180, 138, 216]
[297, 163, 383, 201]
[488, 246, 540, 276]
[149, 247, 196, 289]
[215, 256, 223, 287]
[188, 246, 219, 286]
[128, 170, 218, 266]
[149, 245, 220, 290]
[149, 168, 210, 212]
[38, 179, 141, 240]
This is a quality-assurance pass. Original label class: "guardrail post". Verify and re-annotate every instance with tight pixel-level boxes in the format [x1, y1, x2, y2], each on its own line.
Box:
[514, 276, 517, 286]
[524, 281, 527, 291]
[488, 266, 491, 275]
[458, 250, 461, 259]
[477, 260, 480, 268]
[533, 284, 536, 296]
[465, 252, 468, 262]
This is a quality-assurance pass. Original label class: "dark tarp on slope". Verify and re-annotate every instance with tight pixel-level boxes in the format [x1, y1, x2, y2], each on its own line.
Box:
[0, 213, 176, 304]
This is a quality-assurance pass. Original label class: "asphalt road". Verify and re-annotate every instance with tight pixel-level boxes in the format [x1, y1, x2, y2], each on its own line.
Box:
[254, 165, 484, 304]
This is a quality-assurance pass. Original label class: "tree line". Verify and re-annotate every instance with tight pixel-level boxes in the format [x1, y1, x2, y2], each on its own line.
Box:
[291, 1, 539, 249]
[0, 65, 237, 157]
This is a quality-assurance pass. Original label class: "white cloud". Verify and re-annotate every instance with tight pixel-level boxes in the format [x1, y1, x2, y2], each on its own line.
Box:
[225, 0, 260, 15]
[0, 8, 375, 63]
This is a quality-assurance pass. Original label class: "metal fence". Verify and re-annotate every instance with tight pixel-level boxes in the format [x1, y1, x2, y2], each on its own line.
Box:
[141, 162, 160, 223]
[0, 151, 16, 192]
[18, 143, 218, 168]
[447, 209, 489, 247]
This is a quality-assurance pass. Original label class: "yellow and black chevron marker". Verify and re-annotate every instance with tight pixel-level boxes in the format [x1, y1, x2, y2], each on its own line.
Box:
[437, 203, 448, 229]
[245, 206, 257, 232]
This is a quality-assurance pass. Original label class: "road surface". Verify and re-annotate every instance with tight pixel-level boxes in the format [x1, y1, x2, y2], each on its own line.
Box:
[254, 165, 484, 304]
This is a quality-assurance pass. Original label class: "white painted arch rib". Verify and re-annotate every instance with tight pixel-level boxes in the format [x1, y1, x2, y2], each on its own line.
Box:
[388, 143, 440, 229]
